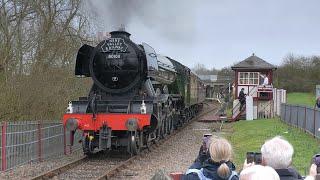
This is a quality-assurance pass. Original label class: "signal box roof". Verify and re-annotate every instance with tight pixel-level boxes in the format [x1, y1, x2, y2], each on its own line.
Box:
[231, 53, 277, 70]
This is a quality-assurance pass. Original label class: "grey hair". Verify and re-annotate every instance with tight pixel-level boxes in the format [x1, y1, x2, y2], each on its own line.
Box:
[240, 165, 280, 180]
[261, 136, 294, 169]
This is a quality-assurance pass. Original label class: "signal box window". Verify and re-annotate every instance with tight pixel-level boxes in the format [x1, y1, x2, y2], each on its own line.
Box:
[239, 72, 259, 85]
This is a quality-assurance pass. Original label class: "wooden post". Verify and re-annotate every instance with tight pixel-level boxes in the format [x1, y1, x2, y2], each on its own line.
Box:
[1, 122, 7, 171]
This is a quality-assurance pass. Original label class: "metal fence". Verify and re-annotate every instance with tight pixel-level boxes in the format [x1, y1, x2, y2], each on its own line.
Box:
[280, 104, 320, 138]
[0, 121, 82, 171]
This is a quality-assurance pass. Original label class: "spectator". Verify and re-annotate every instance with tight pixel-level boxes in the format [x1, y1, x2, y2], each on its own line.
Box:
[183, 137, 239, 180]
[315, 97, 320, 109]
[260, 74, 269, 86]
[260, 136, 302, 180]
[240, 164, 280, 180]
[239, 88, 246, 111]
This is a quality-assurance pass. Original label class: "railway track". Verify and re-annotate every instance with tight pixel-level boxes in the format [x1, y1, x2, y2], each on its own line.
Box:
[31, 102, 219, 180]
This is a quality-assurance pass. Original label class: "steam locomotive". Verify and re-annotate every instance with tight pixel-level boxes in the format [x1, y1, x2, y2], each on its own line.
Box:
[63, 30, 206, 155]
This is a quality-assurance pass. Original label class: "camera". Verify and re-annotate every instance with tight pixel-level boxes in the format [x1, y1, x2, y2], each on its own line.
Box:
[246, 152, 262, 164]
[202, 134, 212, 152]
[312, 154, 320, 173]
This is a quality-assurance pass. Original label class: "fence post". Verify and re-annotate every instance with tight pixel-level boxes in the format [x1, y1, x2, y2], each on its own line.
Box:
[289, 105, 292, 125]
[284, 104, 286, 122]
[1, 122, 7, 171]
[296, 106, 299, 127]
[63, 126, 67, 155]
[37, 121, 42, 162]
[304, 107, 307, 133]
[314, 109, 316, 138]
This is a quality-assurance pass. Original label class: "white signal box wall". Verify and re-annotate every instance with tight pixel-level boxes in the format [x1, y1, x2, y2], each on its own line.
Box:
[246, 96, 254, 120]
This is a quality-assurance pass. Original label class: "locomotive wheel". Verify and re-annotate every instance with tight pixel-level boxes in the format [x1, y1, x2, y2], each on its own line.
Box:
[129, 131, 141, 155]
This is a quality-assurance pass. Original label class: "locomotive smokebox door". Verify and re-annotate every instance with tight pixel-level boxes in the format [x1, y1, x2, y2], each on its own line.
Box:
[99, 124, 111, 150]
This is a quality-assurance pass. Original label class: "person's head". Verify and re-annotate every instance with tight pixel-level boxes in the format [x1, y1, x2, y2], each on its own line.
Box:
[260, 136, 294, 169]
[240, 165, 280, 180]
[209, 137, 233, 179]
[241, 88, 244, 91]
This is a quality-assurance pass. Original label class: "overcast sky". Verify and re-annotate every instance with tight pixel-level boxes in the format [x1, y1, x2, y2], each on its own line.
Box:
[86, 0, 320, 69]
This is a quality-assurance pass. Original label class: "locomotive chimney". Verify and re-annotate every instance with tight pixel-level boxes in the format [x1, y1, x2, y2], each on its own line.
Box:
[119, 24, 126, 31]
[110, 25, 131, 39]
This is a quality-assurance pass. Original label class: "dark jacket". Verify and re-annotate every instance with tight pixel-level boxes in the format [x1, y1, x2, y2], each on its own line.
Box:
[316, 97, 320, 108]
[238, 91, 245, 102]
[275, 168, 303, 180]
[182, 159, 239, 180]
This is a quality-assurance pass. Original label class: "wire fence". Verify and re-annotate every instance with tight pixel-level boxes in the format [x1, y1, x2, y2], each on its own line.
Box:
[280, 103, 320, 138]
[0, 121, 82, 171]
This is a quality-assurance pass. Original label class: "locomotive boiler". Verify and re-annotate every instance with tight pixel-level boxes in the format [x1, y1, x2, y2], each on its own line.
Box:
[63, 30, 206, 155]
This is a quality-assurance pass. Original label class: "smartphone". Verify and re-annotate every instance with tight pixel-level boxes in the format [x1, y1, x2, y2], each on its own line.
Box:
[254, 152, 262, 164]
[246, 152, 255, 163]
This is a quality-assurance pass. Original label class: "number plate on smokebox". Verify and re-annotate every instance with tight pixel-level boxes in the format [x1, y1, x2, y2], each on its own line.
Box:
[107, 54, 122, 59]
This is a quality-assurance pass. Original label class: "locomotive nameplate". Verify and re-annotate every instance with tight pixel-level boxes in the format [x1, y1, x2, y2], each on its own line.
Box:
[101, 38, 128, 52]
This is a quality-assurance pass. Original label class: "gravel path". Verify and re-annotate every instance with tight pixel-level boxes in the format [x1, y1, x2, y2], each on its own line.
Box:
[111, 103, 226, 180]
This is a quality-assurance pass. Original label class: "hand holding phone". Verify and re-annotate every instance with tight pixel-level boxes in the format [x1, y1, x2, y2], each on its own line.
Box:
[246, 152, 255, 164]
[312, 154, 320, 173]
[202, 134, 212, 152]
[246, 152, 262, 165]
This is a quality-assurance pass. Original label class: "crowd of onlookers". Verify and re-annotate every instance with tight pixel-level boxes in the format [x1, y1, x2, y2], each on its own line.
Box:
[180, 136, 318, 180]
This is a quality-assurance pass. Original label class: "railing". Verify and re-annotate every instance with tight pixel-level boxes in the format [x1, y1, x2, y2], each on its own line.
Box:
[280, 104, 320, 138]
[0, 121, 82, 171]
[232, 101, 241, 120]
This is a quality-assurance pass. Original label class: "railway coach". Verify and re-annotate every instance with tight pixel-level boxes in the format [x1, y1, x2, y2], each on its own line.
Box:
[63, 30, 206, 155]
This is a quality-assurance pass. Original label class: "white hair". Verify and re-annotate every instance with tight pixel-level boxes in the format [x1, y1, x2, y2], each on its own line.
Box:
[261, 136, 294, 169]
[240, 165, 280, 180]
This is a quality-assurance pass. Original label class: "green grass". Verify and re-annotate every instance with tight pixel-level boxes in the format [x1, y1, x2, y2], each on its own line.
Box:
[287, 92, 315, 107]
[224, 118, 320, 175]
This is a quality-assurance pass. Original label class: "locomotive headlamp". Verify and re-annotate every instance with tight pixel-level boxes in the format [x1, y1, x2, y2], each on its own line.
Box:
[126, 118, 138, 131]
[65, 118, 78, 131]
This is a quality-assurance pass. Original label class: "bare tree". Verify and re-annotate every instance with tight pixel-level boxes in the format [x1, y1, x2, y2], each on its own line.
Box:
[0, 0, 93, 121]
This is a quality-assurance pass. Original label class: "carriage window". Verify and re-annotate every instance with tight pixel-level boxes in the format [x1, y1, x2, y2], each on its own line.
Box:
[239, 72, 259, 85]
